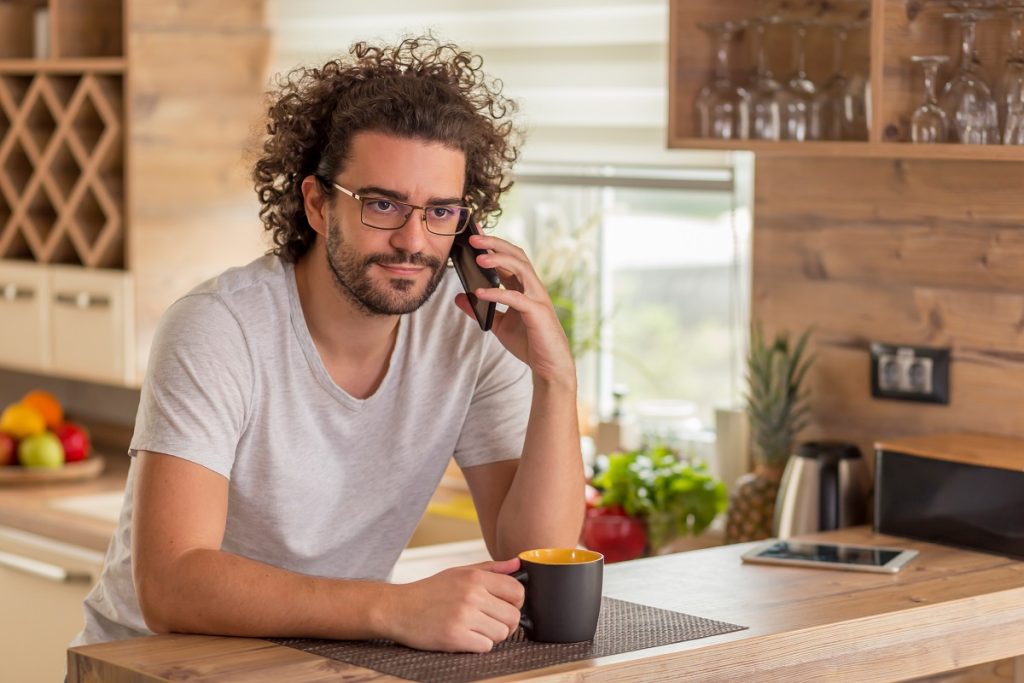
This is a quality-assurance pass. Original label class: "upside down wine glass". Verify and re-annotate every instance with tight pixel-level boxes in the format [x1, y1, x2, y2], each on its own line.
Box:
[941, 10, 1000, 143]
[813, 22, 851, 140]
[1001, 6, 1024, 144]
[781, 20, 817, 140]
[742, 17, 783, 140]
[695, 21, 748, 139]
[910, 56, 950, 142]
[843, 19, 871, 140]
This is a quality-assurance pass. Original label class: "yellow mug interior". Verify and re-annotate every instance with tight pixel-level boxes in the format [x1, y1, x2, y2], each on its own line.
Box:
[519, 548, 603, 565]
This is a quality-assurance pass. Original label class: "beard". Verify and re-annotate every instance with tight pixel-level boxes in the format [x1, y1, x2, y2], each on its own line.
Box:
[324, 213, 447, 316]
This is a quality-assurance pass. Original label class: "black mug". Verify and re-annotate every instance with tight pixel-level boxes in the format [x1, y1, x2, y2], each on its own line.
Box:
[513, 548, 604, 643]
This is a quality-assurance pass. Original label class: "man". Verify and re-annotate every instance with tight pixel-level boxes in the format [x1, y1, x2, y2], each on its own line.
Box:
[71, 36, 584, 654]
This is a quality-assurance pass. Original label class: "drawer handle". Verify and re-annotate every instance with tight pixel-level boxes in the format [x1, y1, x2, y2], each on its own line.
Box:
[0, 549, 92, 583]
[55, 291, 112, 309]
[0, 283, 35, 302]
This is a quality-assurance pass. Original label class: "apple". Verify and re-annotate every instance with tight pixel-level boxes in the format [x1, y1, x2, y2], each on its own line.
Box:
[0, 433, 15, 466]
[55, 422, 90, 463]
[18, 432, 64, 469]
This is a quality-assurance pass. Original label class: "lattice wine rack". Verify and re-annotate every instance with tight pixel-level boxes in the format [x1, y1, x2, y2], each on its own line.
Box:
[0, 71, 124, 268]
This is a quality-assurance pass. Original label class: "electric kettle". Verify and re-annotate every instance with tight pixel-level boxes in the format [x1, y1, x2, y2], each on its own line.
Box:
[773, 441, 871, 538]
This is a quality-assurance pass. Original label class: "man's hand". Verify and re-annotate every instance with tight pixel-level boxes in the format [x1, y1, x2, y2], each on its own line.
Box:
[382, 558, 524, 652]
[454, 232, 575, 389]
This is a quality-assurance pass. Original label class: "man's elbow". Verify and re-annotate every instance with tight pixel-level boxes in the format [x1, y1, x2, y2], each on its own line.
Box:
[134, 559, 187, 634]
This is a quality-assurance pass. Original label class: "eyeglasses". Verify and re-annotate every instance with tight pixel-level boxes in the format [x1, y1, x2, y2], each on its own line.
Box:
[329, 181, 472, 236]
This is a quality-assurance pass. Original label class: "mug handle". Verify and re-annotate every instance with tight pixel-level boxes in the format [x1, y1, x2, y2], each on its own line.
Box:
[512, 570, 532, 632]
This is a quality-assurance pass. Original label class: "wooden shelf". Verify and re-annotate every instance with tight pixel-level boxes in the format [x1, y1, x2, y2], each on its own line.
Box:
[669, 0, 1024, 160]
[0, 59, 126, 74]
[667, 137, 1024, 161]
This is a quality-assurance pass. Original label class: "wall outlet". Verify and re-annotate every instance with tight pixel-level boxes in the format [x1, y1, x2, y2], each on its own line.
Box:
[870, 342, 950, 404]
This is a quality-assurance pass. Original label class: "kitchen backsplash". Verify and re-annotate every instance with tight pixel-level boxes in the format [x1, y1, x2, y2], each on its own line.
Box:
[753, 155, 1024, 458]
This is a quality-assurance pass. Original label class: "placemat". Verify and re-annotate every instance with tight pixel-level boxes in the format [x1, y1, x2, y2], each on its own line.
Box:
[270, 597, 746, 683]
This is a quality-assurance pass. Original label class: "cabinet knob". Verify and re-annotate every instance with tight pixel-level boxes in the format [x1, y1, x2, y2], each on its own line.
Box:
[54, 291, 112, 309]
[0, 283, 35, 302]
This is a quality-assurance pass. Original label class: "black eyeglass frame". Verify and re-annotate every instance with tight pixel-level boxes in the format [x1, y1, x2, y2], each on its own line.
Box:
[323, 179, 473, 236]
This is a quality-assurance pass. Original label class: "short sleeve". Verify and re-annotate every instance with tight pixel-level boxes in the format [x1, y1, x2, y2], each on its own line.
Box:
[453, 335, 533, 469]
[129, 293, 254, 479]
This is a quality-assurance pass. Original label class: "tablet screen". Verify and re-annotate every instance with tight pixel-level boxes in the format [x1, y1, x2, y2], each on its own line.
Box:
[755, 541, 903, 567]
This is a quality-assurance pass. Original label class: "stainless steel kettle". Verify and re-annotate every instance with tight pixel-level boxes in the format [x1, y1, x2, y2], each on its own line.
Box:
[773, 441, 871, 538]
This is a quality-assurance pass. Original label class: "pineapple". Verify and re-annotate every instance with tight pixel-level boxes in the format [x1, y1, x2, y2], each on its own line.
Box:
[724, 324, 814, 544]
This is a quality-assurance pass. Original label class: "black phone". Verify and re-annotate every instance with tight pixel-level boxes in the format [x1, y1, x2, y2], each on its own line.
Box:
[449, 223, 501, 331]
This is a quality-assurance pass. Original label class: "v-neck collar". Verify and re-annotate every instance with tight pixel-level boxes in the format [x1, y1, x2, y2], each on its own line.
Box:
[283, 258, 406, 412]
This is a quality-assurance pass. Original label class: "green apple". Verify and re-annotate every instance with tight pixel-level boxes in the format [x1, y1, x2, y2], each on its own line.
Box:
[18, 432, 64, 469]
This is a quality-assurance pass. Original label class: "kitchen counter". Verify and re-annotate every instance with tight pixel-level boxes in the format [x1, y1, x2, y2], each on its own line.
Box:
[68, 526, 1024, 682]
[0, 452, 128, 552]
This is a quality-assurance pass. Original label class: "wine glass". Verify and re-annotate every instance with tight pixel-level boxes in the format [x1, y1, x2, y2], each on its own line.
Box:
[695, 21, 748, 139]
[910, 56, 950, 142]
[941, 10, 1000, 143]
[813, 22, 852, 140]
[1000, 6, 1024, 144]
[780, 20, 817, 140]
[842, 19, 871, 140]
[741, 16, 783, 140]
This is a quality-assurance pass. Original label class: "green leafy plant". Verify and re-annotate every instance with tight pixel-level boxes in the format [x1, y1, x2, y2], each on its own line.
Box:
[745, 324, 815, 468]
[591, 444, 728, 551]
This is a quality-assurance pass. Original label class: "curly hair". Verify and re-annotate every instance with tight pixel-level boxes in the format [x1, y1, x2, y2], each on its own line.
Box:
[252, 35, 522, 263]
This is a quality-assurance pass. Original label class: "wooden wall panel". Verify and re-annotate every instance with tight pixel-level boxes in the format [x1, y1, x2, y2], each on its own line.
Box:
[130, 0, 264, 28]
[127, 2, 270, 380]
[752, 156, 1024, 460]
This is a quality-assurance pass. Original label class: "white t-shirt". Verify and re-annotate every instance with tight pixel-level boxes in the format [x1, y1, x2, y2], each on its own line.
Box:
[72, 254, 532, 645]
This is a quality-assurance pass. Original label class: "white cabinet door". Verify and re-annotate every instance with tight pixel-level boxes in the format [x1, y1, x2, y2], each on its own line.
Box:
[0, 527, 104, 683]
[0, 260, 49, 372]
[49, 265, 134, 385]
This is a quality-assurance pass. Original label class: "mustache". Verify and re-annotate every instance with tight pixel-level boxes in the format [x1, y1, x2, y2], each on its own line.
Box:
[364, 251, 443, 270]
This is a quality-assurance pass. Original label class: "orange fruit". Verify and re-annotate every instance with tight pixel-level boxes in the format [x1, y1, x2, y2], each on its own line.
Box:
[21, 390, 63, 430]
[0, 403, 46, 439]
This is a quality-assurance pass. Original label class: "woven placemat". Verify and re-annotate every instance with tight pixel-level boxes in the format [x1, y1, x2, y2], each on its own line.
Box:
[270, 597, 746, 683]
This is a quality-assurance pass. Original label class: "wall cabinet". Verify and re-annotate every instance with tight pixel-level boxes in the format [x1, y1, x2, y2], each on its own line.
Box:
[669, 0, 1024, 161]
[0, 0, 270, 386]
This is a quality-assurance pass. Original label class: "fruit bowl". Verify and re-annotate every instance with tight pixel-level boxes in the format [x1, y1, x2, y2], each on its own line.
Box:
[0, 390, 101, 485]
[0, 456, 106, 486]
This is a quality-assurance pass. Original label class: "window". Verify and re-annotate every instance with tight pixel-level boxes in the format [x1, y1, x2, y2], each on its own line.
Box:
[500, 160, 753, 451]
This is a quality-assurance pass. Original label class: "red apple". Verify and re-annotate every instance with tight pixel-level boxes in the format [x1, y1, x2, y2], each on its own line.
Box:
[0, 433, 15, 466]
[55, 422, 91, 463]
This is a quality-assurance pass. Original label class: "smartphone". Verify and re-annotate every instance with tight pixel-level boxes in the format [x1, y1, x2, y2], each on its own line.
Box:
[740, 539, 919, 574]
[449, 223, 501, 331]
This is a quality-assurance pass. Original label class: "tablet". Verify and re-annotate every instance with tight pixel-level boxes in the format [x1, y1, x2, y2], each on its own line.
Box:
[741, 539, 919, 574]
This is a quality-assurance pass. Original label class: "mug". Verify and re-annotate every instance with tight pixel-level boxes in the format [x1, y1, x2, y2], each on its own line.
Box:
[513, 548, 604, 643]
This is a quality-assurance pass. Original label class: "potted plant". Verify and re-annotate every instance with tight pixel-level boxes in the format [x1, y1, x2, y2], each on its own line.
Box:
[724, 324, 814, 543]
[583, 444, 728, 562]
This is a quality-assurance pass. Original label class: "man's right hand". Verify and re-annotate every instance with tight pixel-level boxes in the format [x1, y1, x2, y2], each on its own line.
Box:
[381, 558, 525, 652]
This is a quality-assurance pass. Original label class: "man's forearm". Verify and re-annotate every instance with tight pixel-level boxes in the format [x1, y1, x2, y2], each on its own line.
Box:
[494, 376, 585, 557]
[137, 547, 395, 639]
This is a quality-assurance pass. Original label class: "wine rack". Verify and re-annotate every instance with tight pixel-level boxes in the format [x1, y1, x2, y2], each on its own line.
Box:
[0, 71, 123, 267]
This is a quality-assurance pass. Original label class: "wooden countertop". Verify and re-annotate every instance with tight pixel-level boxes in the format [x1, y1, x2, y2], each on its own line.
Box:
[68, 527, 1024, 682]
[0, 452, 127, 551]
[875, 432, 1024, 473]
